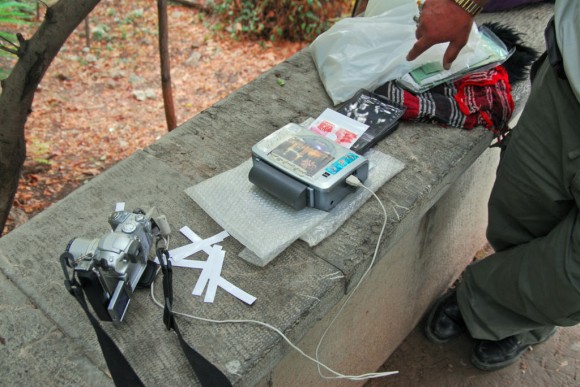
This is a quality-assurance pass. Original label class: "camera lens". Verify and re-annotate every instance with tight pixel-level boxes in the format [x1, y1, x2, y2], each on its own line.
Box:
[65, 238, 77, 252]
[67, 238, 99, 259]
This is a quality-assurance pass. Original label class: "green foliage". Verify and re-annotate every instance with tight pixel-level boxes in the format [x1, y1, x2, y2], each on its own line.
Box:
[0, 0, 36, 79]
[211, 0, 352, 42]
[0, 1, 34, 26]
[124, 8, 144, 24]
[91, 23, 110, 41]
[28, 141, 52, 165]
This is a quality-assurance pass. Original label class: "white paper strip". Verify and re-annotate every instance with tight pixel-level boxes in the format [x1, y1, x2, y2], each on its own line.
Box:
[115, 202, 125, 211]
[218, 277, 256, 305]
[203, 250, 225, 303]
[180, 226, 202, 243]
[192, 246, 223, 296]
[159, 225, 257, 305]
[170, 230, 230, 261]
[170, 259, 205, 269]
[168, 243, 203, 262]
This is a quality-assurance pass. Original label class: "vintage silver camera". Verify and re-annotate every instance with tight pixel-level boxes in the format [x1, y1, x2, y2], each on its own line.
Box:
[63, 208, 169, 324]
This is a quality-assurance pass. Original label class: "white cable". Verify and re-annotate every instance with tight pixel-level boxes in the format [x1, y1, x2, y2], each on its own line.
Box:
[314, 174, 392, 380]
[149, 175, 398, 380]
[149, 285, 396, 380]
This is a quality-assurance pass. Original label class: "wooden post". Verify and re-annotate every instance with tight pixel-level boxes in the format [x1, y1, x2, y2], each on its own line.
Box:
[157, 0, 177, 131]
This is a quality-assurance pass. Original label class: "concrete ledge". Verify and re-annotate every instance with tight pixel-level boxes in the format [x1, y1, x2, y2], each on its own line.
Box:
[264, 147, 499, 386]
[0, 4, 552, 386]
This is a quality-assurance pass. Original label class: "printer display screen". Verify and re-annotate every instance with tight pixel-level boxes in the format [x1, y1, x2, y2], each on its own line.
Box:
[269, 136, 333, 177]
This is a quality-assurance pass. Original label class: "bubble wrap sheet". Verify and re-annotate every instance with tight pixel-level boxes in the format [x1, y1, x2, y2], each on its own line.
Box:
[185, 149, 404, 266]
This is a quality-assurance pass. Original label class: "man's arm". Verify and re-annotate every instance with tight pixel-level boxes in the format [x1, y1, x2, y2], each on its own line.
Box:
[407, 0, 489, 69]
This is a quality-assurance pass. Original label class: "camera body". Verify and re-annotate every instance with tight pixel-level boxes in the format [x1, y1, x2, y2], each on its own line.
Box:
[66, 209, 157, 324]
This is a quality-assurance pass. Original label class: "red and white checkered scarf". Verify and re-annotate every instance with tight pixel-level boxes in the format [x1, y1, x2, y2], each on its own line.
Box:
[375, 65, 514, 138]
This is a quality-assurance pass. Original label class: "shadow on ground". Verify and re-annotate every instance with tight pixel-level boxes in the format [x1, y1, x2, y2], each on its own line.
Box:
[367, 320, 580, 386]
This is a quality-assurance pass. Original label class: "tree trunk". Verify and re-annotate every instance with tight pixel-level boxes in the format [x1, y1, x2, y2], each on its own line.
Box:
[0, 0, 101, 235]
[158, 0, 177, 131]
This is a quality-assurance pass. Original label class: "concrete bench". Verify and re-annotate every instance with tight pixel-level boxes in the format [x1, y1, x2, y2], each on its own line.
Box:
[0, 4, 552, 386]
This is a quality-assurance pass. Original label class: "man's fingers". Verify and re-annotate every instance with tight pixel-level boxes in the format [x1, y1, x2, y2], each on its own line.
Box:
[442, 40, 464, 70]
[407, 38, 430, 62]
[408, 38, 467, 68]
[415, 24, 423, 40]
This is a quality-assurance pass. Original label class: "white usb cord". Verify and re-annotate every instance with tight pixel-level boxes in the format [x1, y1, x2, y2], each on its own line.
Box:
[150, 174, 398, 381]
[312, 174, 395, 380]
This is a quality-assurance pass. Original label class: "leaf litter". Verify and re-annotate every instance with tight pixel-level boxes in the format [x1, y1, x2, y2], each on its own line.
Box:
[3, 0, 305, 234]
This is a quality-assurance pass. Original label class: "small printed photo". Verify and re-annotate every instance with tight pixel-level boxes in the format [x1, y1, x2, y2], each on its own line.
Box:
[270, 137, 333, 177]
[307, 108, 369, 149]
[335, 128, 358, 147]
[312, 120, 335, 134]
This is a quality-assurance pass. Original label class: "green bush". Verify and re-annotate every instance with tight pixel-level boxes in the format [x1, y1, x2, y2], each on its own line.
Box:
[0, 0, 36, 79]
[212, 0, 353, 42]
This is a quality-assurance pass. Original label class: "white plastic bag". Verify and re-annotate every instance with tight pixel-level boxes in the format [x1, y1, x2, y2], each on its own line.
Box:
[310, 1, 481, 104]
[365, 0, 410, 17]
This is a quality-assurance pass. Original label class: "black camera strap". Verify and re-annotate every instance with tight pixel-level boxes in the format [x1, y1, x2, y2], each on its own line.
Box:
[60, 253, 145, 386]
[157, 248, 233, 387]
[60, 251, 232, 387]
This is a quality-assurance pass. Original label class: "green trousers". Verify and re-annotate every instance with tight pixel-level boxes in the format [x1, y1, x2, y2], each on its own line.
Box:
[457, 56, 580, 344]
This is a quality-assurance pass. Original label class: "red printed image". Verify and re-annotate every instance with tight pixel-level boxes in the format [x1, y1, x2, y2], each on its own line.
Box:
[335, 128, 357, 146]
[307, 108, 369, 150]
[310, 120, 335, 136]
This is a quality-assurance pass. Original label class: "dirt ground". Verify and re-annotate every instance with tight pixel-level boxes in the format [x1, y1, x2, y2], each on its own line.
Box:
[367, 323, 580, 386]
[2, 0, 305, 234]
[365, 246, 580, 386]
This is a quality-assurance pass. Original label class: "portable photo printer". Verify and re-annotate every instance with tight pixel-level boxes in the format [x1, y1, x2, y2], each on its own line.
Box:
[249, 123, 369, 211]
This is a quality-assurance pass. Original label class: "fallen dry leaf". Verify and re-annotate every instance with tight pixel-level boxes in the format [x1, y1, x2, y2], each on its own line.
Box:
[3, 1, 306, 235]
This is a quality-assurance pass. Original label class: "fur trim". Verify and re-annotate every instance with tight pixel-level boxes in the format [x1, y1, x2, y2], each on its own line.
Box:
[482, 22, 540, 83]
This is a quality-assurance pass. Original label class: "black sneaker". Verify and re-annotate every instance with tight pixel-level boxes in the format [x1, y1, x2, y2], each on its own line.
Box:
[471, 329, 557, 371]
[424, 290, 467, 344]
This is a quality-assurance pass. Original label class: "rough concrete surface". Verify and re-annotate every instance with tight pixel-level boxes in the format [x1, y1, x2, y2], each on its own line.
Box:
[0, 271, 112, 386]
[0, 3, 563, 387]
[262, 144, 500, 387]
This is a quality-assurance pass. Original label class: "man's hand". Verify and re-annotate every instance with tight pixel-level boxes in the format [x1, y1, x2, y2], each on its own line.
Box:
[406, 0, 476, 69]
